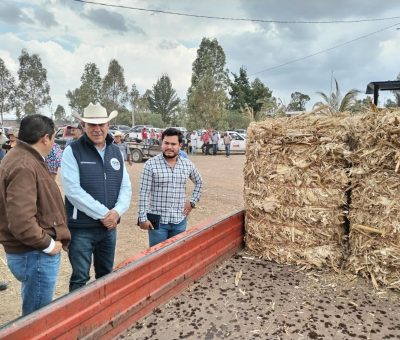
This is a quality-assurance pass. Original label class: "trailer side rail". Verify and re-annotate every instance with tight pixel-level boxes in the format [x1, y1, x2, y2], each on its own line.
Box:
[0, 210, 245, 340]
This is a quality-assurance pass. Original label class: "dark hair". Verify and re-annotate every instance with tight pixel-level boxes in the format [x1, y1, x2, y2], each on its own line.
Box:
[18, 114, 55, 144]
[161, 128, 183, 144]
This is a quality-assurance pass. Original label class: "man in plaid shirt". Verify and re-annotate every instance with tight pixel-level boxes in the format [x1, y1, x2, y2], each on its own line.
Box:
[138, 128, 203, 247]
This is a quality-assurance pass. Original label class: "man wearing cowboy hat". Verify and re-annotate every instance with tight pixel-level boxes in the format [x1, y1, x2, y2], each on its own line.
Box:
[61, 103, 132, 292]
[113, 130, 132, 166]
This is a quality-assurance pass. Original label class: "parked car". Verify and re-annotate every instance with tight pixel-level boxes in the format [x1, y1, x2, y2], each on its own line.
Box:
[110, 125, 131, 133]
[234, 129, 247, 138]
[194, 131, 246, 154]
[170, 126, 187, 135]
[54, 125, 75, 149]
[126, 125, 154, 142]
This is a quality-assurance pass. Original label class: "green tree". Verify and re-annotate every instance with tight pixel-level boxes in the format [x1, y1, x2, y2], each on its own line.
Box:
[17, 49, 51, 115]
[0, 58, 16, 126]
[170, 100, 188, 127]
[129, 83, 140, 126]
[229, 66, 252, 111]
[54, 104, 67, 124]
[187, 75, 227, 128]
[189, 37, 229, 93]
[287, 91, 310, 111]
[187, 38, 229, 127]
[250, 78, 275, 117]
[315, 78, 359, 112]
[139, 89, 152, 113]
[101, 59, 128, 112]
[148, 74, 180, 125]
[223, 110, 251, 130]
[66, 62, 102, 114]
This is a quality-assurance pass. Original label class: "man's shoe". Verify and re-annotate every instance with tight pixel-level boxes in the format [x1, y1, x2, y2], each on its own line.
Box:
[0, 281, 8, 291]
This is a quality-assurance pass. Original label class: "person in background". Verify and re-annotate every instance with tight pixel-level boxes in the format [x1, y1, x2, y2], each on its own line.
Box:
[138, 128, 203, 247]
[201, 130, 211, 155]
[45, 142, 63, 178]
[0, 114, 71, 316]
[66, 123, 83, 147]
[223, 132, 232, 158]
[61, 103, 132, 292]
[149, 128, 156, 146]
[212, 130, 219, 155]
[141, 127, 148, 146]
[179, 148, 189, 159]
[0, 130, 8, 162]
[2, 129, 18, 154]
[113, 130, 132, 166]
[190, 130, 198, 155]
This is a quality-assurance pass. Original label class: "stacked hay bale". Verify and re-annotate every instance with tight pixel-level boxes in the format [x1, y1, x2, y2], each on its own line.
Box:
[346, 108, 400, 290]
[244, 113, 351, 270]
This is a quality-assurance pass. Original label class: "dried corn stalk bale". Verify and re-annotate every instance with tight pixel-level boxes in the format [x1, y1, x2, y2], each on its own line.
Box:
[346, 108, 400, 290]
[244, 113, 350, 269]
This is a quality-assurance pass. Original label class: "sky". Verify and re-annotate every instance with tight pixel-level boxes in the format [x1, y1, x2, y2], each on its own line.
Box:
[1, 0, 400, 118]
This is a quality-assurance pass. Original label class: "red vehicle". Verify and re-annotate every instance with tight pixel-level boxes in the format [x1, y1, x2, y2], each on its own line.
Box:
[0, 211, 244, 339]
[54, 125, 75, 149]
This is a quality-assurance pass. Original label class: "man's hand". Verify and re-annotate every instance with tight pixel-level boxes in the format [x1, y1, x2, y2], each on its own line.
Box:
[139, 220, 154, 230]
[49, 241, 63, 256]
[101, 209, 119, 229]
[183, 202, 193, 216]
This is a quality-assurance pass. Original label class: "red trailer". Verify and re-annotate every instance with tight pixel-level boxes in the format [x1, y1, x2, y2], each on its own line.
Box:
[0, 211, 244, 340]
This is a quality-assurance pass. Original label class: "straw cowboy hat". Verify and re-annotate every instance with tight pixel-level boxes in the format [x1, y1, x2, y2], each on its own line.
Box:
[113, 131, 124, 137]
[72, 103, 118, 124]
[7, 129, 18, 137]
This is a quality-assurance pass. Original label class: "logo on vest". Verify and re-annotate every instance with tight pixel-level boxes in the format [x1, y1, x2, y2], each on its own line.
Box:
[110, 158, 121, 171]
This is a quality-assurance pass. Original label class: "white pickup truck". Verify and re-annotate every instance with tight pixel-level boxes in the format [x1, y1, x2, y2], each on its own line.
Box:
[194, 131, 246, 154]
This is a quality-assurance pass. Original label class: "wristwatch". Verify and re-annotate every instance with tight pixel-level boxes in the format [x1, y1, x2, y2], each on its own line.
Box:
[190, 202, 196, 208]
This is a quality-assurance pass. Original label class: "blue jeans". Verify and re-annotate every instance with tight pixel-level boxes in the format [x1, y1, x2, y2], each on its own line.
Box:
[225, 144, 231, 157]
[212, 144, 218, 155]
[68, 227, 116, 292]
[148, 218, 187, 247]
[6, 251, 61, 316]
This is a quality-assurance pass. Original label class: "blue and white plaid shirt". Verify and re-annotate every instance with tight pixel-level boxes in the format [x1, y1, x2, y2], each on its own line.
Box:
[138, 154, 203, 224]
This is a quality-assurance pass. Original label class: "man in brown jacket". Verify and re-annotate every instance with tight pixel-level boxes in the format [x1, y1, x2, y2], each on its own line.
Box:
[0, 114, 71, 316]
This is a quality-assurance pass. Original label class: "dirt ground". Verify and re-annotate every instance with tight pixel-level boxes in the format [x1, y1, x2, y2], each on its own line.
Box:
[121, 252, 400, 340]
[0, 153, 245, 326]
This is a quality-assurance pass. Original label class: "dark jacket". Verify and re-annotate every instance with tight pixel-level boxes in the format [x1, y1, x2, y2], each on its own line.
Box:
[0, 141, 71, 253]
[65, 133, 123, 228]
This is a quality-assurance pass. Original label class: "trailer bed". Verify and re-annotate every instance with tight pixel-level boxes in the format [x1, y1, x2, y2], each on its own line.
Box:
[121, 252, 400, 339]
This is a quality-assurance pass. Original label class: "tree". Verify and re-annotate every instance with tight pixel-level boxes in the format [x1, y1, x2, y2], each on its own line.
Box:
[314, 78, 359, 112]
[187, 75, 227, 128]
[66, 62, 102, 114]
[187, 38, 229, 127]
[148, 74, 180, 125]
[287, 91, 310, 111]
[229, 66, 252, 111]
[129, 83, 140, 126]
[189, 38, 229, 93]
[101, 59, 128, 112]
[0, 58, 16, 126]
[17, 49, 51, 115]
[54, 104, 67, 124]
[390, 73, 400, 107]
[250, 78, 275, 119]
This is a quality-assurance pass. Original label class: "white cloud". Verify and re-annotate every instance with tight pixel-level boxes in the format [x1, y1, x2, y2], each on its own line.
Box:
[1, 0, 400, 115]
